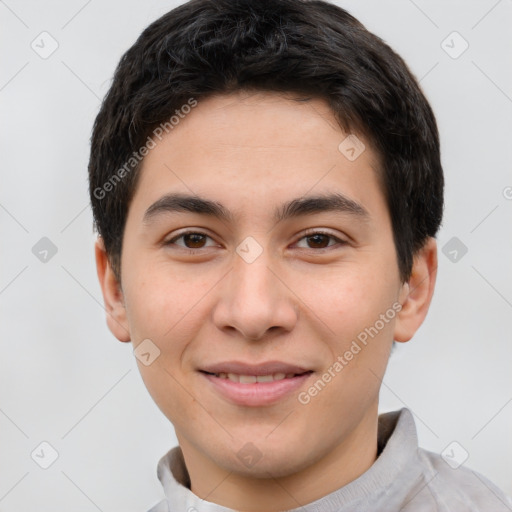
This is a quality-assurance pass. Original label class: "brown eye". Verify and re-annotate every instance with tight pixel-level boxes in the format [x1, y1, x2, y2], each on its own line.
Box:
[295, 231, 345, 250]
[166, 231, 216, 250]
[182, 233, 207, 248]
[305, 234, 331, 249]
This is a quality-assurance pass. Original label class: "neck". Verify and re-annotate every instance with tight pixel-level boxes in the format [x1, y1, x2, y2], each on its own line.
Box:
[178, 406, 379, 511]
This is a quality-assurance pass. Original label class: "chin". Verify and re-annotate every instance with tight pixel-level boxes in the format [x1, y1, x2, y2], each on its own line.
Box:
[214, 441, 313, 479]
[233, 458, 305, 480]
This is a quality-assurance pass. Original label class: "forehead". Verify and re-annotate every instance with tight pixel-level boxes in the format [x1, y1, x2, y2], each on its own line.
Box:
[158, 90, 375, 162]
[130, 90, 386, 222]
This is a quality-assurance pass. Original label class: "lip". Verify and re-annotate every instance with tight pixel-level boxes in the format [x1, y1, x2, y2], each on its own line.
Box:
[199, 360, 313, 407]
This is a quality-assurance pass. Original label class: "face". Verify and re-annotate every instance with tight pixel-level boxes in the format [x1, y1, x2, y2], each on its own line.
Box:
[97, 91, 435, 493]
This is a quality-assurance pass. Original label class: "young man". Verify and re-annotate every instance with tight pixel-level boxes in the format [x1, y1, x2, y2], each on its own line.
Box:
[89, 0, 512, 510]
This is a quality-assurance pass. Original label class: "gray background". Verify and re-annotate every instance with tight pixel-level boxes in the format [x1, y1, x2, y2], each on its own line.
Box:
[1, 0, 511, 510]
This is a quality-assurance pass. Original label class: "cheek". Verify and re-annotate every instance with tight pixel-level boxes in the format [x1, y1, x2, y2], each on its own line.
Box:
[318, 268, 397, 331]
[123, 266, 203, 423]
[309, 262, 398, 386]
[123, 263, 198, 341]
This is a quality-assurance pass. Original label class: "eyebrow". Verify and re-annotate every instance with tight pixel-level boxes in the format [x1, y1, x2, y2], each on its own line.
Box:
[143, 192, 369, 224]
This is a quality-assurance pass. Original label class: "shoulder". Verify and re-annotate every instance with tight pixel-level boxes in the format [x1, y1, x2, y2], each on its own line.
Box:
[402, 447, 512, 511]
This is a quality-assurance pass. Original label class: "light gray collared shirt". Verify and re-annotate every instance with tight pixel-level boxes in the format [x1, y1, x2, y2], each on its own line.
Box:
[147, 408, 512, 511]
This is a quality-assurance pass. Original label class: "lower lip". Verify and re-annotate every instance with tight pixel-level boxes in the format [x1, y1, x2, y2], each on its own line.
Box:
[201, 372, 313, 407]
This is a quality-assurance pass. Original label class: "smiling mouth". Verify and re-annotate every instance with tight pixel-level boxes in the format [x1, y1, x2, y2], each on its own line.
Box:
[199, 364, 314, 406]
[200, 370, 313, 383]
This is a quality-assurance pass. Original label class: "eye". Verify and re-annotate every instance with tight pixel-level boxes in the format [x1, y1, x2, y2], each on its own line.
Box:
[165, 231, 217, 250]
[164, 229, 347, 252]
[294, 231, 347, 250]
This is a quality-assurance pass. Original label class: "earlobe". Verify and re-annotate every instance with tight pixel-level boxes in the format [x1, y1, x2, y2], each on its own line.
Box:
[94, 238, 131, 342]
[394, 238, 438, 343]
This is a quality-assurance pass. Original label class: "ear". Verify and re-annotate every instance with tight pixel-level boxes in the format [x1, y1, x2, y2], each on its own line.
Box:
[95, 237, 131, 342]
[394, 237, 438, 343]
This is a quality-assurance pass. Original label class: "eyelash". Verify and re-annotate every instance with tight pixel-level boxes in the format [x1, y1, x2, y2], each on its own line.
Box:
[165, 229, 348, 253]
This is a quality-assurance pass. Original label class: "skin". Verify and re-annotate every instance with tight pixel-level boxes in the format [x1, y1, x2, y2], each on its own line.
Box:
[96, 90, 437, 511]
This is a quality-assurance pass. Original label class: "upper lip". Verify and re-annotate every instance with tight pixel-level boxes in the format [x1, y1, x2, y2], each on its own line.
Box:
[200, 361, 311, 376]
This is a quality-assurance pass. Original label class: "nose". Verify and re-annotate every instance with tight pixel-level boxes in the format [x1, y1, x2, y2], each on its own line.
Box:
[212, 247, 299, 341]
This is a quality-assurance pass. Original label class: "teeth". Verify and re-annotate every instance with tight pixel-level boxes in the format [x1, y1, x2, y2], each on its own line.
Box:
[256, 375, 273, 383]
[239, 375, 257, 383]
[217, 372, 299, 383]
